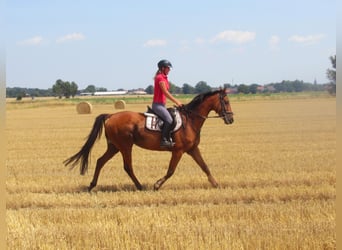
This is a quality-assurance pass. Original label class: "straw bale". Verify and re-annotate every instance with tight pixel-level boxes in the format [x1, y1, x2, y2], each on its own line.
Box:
[76, 101, 93, 114]
[114, 100, 126, 109]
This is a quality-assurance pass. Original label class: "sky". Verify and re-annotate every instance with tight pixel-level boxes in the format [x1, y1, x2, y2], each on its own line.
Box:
[5, 0, 336, 90]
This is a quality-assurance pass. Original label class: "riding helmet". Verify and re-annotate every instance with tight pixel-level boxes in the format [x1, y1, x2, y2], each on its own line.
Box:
[157, 59, 173, 69]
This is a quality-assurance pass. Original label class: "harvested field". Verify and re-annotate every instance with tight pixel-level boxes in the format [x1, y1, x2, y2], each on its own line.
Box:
[6, 95, 336, 249]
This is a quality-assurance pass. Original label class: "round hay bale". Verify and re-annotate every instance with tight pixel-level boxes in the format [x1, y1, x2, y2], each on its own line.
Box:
[114, 100, 126, 109]
[76, 101, 92, 114]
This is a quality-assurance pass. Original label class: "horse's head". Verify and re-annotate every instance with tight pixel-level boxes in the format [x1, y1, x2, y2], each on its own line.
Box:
[182, 88, 234, 124]
[215, 88, 234, 124]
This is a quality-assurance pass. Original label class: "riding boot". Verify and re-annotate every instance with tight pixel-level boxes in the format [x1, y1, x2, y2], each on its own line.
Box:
[160, 122, 175, 148]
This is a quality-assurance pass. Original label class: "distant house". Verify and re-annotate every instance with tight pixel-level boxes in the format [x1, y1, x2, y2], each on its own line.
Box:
[130, 90, 147, 95]
[80, 92, 93, 96]
[257, 85, 265, 92]
[226, 87, 238, 94]
[265, 85, 276, 92]
[93, 91, 128, 96]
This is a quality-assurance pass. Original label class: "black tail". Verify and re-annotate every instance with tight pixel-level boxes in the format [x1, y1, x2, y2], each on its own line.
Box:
[64, 114, 109, 175]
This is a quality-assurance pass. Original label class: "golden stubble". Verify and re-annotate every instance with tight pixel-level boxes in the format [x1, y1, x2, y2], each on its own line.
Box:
[6, 97, 336, 249]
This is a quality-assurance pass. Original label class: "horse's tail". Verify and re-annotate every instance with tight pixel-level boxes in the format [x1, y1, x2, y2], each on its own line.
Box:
[64, 113, 109, 175]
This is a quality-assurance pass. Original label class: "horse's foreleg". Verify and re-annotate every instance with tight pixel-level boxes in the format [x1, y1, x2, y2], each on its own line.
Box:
[154, 151, 183, 190]
[89, 143, 118, 192]
[121, 148, 143, 190]
[187, 146, 219, 188]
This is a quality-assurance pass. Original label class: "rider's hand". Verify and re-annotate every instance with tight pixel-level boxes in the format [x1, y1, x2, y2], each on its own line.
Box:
[175, 100, 182, 107]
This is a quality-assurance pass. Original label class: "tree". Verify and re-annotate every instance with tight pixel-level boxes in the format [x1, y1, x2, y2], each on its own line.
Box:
[96, 87, 108, 92]
[182, 83, 195, 94]
[52, 79, 64, 98]
[293, 80, 304, 92]
[223, 83, 232, 89]
[70, 81, 78, 97]
[326, 55, 336, 95]
[249, 84, 259, 94]
[84, 85, 96, 94]
[145, 85, 154, 94]
[195, 81, 211, 93]
[6, 87, 53, 98]
[63, 81, 71, 98]
[169, 82, 182, 94]
[237, 84, 249, 94]
[52, 79, 78, 98]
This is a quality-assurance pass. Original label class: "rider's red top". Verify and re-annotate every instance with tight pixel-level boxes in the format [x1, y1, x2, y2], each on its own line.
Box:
[153, 73, 169, 104]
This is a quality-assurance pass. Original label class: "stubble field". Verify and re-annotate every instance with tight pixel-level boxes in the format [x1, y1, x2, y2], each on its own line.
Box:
[6, 94, 336, 249]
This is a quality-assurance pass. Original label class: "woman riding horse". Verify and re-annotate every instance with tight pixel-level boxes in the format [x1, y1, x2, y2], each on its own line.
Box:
[64, 88, 234, 191]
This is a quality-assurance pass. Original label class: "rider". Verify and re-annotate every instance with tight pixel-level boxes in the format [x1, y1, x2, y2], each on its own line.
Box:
[152, 59, 182, 148]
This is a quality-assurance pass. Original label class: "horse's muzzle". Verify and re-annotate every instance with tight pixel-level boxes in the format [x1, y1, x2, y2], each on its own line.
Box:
[223, 113, 234, 124]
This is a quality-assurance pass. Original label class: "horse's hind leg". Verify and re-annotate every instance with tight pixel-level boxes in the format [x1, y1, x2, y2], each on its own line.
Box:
[121, 148, 143, 190]
[89, 143, 119, 192]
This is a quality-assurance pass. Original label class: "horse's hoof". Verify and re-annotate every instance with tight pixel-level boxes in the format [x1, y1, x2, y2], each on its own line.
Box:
[153, 183, 160, 191]
[154, 179, 164, 191]
[208, 176, 219, 188]
[88, 183, 95, 192]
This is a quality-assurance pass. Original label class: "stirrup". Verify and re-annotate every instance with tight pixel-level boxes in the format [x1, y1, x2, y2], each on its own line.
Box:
[160, 139, 175, 148]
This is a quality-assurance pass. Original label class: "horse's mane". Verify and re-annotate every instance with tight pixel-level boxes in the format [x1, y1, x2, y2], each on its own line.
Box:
[184, 90, 221, 110]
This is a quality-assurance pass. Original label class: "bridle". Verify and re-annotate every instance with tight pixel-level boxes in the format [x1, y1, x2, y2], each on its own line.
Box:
[179, 91, 234, 122]
[218, 91, 234, 124]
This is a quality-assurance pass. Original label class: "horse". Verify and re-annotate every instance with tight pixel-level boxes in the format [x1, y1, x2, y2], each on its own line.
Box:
[64, 88, 234, 191]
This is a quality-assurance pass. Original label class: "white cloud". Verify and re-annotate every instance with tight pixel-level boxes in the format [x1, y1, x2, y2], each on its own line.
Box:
[194, 38, 206, 45]
[17, 36, 44, 46]
[56, 33, 85, 43]
[269, 35, 280, 49]
[288, 34, 325, 44]
[143, 39, 167, 47]
[179, 40, 190, 52]
[211, 30, 256, 44]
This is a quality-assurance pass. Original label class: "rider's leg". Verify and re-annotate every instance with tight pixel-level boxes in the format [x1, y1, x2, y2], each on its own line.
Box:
[160, 121, 174, 147]
[152, 103, 174, 147]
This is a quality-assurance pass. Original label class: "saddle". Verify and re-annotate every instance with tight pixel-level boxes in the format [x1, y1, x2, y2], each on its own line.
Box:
[144, 106, 182, 132]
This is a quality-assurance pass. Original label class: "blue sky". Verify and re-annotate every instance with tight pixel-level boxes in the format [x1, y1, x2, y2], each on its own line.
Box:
[6, 0, 336, 90]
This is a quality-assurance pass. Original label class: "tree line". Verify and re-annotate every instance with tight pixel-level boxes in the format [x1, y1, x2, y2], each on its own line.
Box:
[6, 79, 331, 99]
[7, 55, 336, 98]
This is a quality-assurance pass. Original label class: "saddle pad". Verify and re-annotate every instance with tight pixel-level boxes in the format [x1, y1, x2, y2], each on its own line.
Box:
[144, 110, 182, 132]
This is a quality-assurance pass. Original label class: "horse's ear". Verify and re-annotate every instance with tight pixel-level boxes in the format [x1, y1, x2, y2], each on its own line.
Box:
[219, 86, 229, 94]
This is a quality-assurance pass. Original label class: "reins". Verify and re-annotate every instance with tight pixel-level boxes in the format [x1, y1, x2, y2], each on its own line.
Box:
[189, 111, 226, 120]
[188, 111, 233, 120]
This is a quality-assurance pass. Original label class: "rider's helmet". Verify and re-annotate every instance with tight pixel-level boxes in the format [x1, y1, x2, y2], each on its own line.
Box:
[157, 59, 173, 70]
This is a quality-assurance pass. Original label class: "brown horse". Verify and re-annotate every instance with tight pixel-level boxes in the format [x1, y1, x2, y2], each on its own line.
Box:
[64, 88, 234, 191]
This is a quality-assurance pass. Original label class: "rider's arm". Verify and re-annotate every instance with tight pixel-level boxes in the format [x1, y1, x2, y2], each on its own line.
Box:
[159, 81, 182, 106]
